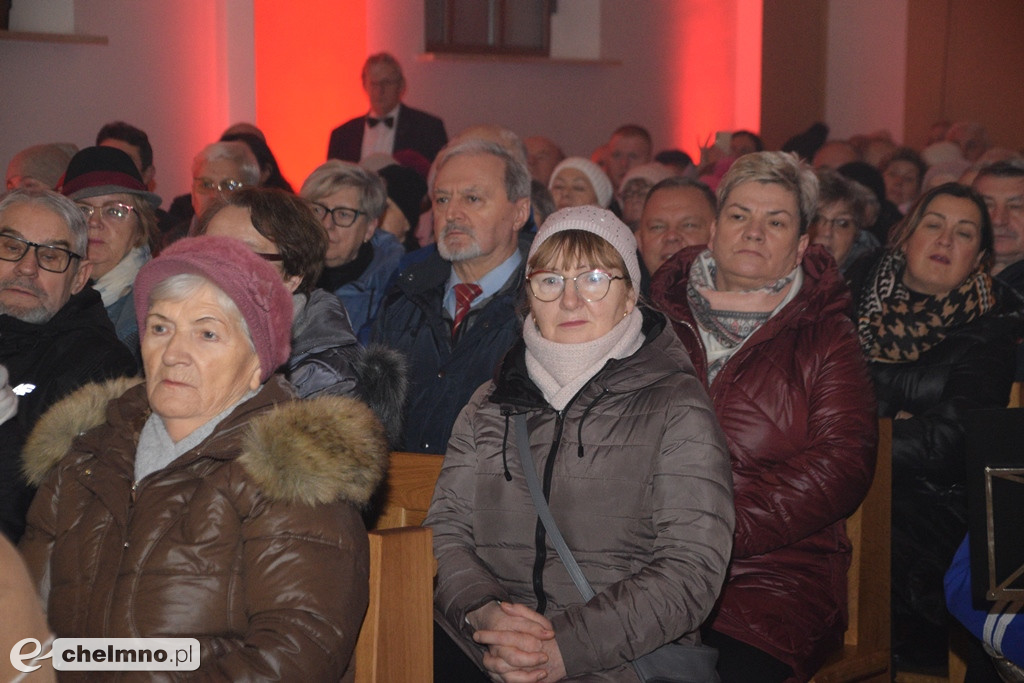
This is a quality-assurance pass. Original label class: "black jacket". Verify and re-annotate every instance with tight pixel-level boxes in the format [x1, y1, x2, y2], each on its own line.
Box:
[371, 236, 530, 453]
[326, 103, 448, 163]
[849, 254, 1023, 637]
[0, 286, 136, 541]
[995, 259, 1024, 380]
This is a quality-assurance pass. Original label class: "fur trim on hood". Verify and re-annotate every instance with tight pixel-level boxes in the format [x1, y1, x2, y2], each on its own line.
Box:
[22, 376, 144, 486]
[239, 395, 386, 506]
[22, 376, 388, 508]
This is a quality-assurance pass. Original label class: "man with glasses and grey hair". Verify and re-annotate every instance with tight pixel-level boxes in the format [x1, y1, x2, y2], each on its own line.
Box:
[373, 139, 531, 453]
[0, 189, 136, 543]
[160, 140, 260, 248]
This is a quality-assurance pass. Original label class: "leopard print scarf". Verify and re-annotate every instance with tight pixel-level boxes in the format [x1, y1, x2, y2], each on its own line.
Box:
[856, 249, 993, 362]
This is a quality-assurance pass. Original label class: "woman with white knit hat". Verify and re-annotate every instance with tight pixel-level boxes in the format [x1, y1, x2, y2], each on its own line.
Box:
[548, 156, 614, 210]
[427, 205, 734, 681]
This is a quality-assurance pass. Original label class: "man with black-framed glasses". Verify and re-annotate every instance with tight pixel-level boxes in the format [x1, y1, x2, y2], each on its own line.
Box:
[0, 189, 136, 543]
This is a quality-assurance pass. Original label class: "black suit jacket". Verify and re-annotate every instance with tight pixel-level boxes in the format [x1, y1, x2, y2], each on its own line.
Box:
[327, 103, 448, 162]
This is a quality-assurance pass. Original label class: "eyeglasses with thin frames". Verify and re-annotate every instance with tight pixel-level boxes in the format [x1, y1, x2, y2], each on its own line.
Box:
[77, 201, 135, 222]
[310, 202, 366, 228]
[0, 233, 82, 273]
[526, 269, 626, 302]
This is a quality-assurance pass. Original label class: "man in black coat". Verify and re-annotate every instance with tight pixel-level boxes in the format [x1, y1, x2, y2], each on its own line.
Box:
[0, 189, 136, 541]
[327, 52, 447, 164]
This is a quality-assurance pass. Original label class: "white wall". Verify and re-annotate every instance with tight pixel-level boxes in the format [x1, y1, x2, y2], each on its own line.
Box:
[365, 0, 738, 160]
[824, 0, 909, 142]
[0, 0, 255, 206]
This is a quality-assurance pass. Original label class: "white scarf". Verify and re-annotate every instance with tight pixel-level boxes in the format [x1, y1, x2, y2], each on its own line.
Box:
[524, 307, 645, 410]
[94, 246, 150, 308]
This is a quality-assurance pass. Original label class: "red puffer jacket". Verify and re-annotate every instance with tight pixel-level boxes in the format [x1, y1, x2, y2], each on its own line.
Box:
[651, 244, 877, 682]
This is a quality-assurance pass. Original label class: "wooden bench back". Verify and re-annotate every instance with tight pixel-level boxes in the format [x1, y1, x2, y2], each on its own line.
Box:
[354, 451, 443, 683]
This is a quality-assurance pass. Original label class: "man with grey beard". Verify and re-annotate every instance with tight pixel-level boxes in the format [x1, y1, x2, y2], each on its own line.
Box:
[0, 189, 136, 542]
[372, 140, 531, 453]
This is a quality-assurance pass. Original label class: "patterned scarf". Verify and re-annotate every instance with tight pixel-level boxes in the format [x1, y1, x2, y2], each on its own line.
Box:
[686, 249, 799, 381]
[856, 249, 994, 362]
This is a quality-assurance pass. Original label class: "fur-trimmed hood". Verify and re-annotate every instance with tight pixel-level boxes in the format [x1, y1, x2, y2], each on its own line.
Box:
[22, 375, 388, 508]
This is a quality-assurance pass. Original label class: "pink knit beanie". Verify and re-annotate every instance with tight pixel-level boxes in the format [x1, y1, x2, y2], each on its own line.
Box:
[529, 205, 641, 288]
[134, 236, 292, 382]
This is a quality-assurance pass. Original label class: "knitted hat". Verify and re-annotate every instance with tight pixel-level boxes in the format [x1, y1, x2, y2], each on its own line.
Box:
[378, 164, 428, 229]
[5, 143, 77, 190]
[618, 162, 675, 196]
[134, 236, 292, 382]
[529, 205, 641, 288]
[548, 157, 614, 208]
[61, 146, 162, 209]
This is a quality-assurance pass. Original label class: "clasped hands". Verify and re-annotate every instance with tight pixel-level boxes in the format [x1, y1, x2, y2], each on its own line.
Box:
[467, 600, 567, 682]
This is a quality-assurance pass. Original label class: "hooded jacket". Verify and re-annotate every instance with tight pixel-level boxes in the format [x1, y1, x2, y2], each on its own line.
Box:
[287, 287, 362, 399]
[288, 288, 408, 445]
[651, 244, 878, 681]
[426, 311, 735, 679]
[19, 375, 388, 682]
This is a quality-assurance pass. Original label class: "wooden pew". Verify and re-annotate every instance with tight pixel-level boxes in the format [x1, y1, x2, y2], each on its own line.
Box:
[812, 419, 893, 683]
[374, 451, 445, 529]
[353, 452, 443, 683]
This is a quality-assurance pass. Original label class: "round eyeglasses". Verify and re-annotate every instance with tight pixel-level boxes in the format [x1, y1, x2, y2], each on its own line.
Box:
[526, 269, 626, 302]
[0, 234, 82, 273]
[310, 202, 366, 228]
[77, 201, 135, 222]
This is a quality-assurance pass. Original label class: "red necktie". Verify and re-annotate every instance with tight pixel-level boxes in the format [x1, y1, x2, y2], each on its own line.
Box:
[452, 283, 482, 339]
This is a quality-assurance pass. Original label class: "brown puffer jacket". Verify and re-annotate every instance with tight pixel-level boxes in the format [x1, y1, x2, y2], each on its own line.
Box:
[651, 244, 878, 682]
[427, 311, 735, 680]
[18, 375, 388, 682]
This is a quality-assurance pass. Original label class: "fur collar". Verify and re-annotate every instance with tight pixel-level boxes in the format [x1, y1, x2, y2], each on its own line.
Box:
[22, 376, 388, 507]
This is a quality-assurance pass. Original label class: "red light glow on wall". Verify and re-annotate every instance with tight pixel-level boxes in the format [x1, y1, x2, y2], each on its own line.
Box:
[664, 0, 762, 161]
[253, 0, 368, 189]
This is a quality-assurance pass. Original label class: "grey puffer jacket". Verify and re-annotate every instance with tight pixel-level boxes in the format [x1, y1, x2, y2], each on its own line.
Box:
[426, 311, 734, 680]
[288, 289, 407, 444]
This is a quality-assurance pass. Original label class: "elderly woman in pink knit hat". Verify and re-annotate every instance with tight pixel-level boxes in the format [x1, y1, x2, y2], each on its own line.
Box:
[20, 235, 389, 680]
[428, 206, 734, 681]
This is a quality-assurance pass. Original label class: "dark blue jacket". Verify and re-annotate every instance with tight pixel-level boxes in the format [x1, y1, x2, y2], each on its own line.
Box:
[371, 238, 529, 453]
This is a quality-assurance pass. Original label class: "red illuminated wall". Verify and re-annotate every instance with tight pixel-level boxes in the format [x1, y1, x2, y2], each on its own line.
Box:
[661, 0, 762, 159]
[253, 1, 368, 189]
